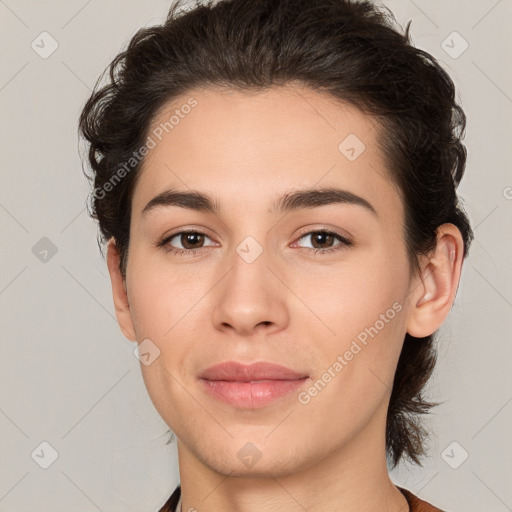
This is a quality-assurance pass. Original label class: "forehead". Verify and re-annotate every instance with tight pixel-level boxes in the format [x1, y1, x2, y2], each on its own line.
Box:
[131, 84, 402, 224]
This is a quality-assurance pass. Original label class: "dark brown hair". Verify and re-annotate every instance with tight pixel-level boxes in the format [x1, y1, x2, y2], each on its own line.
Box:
[79, 0, 474, 469]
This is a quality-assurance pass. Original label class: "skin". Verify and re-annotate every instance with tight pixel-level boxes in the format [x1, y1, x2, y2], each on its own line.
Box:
[106, 84, 464, 512]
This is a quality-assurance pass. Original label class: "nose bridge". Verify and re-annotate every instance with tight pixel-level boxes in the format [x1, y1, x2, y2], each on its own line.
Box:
[227, 231, 273, 297]
[211, 225, 288, 333]
[222, 200, 276, 277]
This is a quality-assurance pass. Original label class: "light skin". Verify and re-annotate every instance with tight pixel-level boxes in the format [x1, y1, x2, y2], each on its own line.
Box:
[106, 84, 464, 512]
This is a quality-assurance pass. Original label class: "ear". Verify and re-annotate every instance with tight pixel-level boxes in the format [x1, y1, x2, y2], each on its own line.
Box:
[406, 223, 465, 338]
[106, 238, 137, 342]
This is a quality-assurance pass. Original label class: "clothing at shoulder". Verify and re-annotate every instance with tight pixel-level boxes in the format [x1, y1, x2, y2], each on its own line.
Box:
[398, 486, 447, 512]
[159, 485, 447, 512]
[157, 484, 181, 512]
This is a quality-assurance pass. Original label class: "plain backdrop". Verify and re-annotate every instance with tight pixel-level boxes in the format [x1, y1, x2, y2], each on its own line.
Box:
[0, 0, 511, 511]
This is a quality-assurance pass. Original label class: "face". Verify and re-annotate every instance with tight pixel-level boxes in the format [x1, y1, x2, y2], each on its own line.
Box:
[118, 85, 419, 477]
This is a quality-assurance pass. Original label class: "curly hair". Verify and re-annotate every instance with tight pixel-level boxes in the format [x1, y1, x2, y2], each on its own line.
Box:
[78, 0, 474, 468]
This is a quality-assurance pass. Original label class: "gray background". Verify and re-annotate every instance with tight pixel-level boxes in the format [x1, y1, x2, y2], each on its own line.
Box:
[0, 0, 511, 510]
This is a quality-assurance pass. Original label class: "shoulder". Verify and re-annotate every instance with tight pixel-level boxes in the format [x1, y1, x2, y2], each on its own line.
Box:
[397, 486, 447, 512]
[156, 484, 181, 512]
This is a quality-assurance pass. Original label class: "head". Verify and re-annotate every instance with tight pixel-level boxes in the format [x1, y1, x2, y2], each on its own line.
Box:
[79, 0, 473, 473]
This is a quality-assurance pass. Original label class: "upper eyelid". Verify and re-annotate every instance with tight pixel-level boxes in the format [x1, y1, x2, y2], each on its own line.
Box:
[295, 225, 351, 239]
[292, 230, 351, 249]
[165, 230, 218, 246]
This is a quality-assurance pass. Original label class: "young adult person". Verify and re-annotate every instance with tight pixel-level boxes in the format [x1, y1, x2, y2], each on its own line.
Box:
[79, 1, 474, 510]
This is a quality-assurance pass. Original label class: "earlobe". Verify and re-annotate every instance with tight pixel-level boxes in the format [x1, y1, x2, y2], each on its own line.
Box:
[406, 224, 464, 338]
[106, 238, 137, 342]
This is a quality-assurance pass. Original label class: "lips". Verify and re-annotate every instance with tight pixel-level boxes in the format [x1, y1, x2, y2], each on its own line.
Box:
[199, 361, 309, 408]
[200, 361, 308, 381]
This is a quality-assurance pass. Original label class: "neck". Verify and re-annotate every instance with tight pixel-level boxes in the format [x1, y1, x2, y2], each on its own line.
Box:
[175, 407, 409, 512]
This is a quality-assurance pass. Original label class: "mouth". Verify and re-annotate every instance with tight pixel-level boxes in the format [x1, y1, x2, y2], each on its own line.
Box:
[198, 361, 310, 409]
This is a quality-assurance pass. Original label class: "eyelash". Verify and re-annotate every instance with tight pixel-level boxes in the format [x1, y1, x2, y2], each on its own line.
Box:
[157, 228, 353, 257]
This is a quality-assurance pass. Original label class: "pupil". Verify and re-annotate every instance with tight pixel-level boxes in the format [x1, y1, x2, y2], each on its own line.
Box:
[183, 233, 203, 249]
[314, 232, 332, 248]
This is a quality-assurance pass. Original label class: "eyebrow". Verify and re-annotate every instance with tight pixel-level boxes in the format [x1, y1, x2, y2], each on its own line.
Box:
[141, 186, 378, 218]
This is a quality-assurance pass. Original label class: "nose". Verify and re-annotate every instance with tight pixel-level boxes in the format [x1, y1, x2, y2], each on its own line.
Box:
[212, 248, 289, 337]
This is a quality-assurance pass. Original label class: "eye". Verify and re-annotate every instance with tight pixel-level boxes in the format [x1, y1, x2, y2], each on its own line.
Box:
[292, 229, 352, 255]
[157, 230, 216, 256]
[157, 228, 352, 257]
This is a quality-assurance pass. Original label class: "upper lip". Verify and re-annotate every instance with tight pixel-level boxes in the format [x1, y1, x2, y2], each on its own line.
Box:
[200, 361, 308, 381]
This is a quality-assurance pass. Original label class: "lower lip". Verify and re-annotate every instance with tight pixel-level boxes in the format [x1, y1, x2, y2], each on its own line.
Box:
[199, 378, 308, 408]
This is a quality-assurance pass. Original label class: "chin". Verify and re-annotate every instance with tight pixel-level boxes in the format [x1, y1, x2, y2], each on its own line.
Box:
[204, 455, 303, 479]
[191, 437, 318, 479]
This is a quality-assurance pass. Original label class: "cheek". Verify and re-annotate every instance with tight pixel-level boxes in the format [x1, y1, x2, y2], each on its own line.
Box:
[299, 256, 408, 343]
[126, 256, 210, 401]
[126, 251, 212, 340]
[296, 248, 409, 404]
[295, 266, 407, 435]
